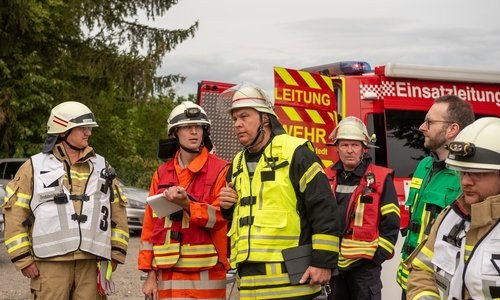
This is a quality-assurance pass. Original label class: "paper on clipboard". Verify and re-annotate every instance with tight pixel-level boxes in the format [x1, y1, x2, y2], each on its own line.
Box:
[146, 194, 182, 218]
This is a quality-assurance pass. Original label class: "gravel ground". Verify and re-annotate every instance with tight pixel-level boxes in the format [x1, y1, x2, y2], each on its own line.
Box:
[0, 232, 239, 300]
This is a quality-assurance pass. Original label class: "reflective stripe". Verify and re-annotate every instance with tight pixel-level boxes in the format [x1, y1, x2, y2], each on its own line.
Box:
[464, 244, 472, 261]
[378, 236, 395, 253]
[69, 169, 90, 181]
[154, 243, 218, 271]
[140, 241, 153, 251]
[111, 228, 130, 246]
[299, 162, 324, 193]
[312, 233, 340, 252]
[157, 268, 226, 299]
[355, 200, 364, 227]
[413, 291, 440, 300]
[11, 188, 31, 209]
[5, 233, 31, 253]
[396, 258, 409, 290]
[336, 184, 357, 194]
[410, 177, 423, 189]
[205, 204, 217, 228]
[340, 238, 378, 261]
[381, 202, 400, 217]
[338, 256, 362, 269]
[238, 261, 322, 300]
[413, 245, 434, 273]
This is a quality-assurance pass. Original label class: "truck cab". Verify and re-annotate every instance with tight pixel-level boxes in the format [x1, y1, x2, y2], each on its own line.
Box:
[198, 61, 500, 228]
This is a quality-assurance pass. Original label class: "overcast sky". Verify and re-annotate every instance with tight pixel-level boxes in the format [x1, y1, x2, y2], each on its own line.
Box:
[153, 0, 500, 98]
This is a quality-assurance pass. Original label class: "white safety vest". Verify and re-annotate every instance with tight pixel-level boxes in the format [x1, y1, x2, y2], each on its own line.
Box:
[30, 153, 112, 259]
[432, 207, 500, 299]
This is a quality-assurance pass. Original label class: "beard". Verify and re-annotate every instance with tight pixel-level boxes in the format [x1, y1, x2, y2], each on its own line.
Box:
[424, 128, 447, 151]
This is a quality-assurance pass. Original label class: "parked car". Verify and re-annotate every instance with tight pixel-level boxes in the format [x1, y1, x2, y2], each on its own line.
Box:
[118, 179, 148, 233]
[0, 157, 148, 243]
[0, 158, 28, 188]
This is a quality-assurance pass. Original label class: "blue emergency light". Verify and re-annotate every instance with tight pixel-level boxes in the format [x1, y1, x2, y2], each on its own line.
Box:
[301, 61, 372, 76]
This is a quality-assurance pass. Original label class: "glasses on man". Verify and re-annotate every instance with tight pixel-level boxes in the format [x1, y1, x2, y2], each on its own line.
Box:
[424, 119, 454, 129]
[77, 126, 92, 133]
[455, 170, 499, 181]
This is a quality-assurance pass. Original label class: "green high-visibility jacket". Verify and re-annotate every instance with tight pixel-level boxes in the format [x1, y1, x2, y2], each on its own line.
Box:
[396, 156, 461, 292]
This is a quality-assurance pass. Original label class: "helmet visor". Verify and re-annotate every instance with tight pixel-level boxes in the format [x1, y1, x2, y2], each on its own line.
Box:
[70, 113, 99, 127]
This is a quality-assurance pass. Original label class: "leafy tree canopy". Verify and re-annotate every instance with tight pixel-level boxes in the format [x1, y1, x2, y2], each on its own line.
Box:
[0, 0, 199, 187]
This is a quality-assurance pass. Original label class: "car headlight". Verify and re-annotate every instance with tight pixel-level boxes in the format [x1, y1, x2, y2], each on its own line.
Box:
[127, 199, 146, 209]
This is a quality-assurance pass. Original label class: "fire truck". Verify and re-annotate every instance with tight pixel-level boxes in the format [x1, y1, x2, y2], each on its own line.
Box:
[196, 61, 500, 228]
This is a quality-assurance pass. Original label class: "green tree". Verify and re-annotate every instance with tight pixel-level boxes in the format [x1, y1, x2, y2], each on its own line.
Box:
[0, 0, 198, 186]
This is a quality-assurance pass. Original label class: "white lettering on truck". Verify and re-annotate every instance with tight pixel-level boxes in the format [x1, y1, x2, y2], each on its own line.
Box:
[365, 81, 500, 107]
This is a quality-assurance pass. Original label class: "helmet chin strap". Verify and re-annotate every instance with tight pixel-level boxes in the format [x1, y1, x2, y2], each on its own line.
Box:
[243, 113, 266, 151]
[61, 129, 86, 151]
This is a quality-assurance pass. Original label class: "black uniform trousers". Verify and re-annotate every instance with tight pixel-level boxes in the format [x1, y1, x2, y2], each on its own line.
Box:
[327, 259, 382, 300]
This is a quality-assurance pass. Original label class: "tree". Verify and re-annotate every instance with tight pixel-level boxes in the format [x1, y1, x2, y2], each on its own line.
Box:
[0, 0, 198, 186]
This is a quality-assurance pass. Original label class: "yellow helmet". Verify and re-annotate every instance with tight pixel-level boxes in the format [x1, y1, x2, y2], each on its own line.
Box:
[445, 117, 500, 172]
[46, 101, 98, 134]
[217, 82, 276, 116]
[328, 116, 376, 147]
[167, 101, 211, 136]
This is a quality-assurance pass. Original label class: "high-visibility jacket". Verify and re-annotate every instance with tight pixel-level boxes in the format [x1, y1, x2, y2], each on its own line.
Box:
[148, 153, 228, 271]
[227, 134, 340, 300]
[326, 164, 397, 268]
[2, 143, 129, 272]
[229, 135, 308, 266]
[138, 147, 230, 273]
[396, 156, 461, 292]
[407, 194, 500, 300]
[30, 153, 112, 259]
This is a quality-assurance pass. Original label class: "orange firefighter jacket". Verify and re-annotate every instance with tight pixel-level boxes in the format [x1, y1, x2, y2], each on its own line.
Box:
[138, 147, 230, 272]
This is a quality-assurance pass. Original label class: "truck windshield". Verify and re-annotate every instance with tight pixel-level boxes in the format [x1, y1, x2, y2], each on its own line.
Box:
[367, 110, 427, 178]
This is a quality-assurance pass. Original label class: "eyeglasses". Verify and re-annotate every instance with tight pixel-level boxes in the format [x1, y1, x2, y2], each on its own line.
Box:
[77, 126, 92, 133]
[424, 119, 454, 129]
[455, 170, 499, 181]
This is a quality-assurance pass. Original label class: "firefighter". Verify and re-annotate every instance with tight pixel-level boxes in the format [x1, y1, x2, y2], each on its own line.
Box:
[218, 82, 340, 300]
[407, 117, 500, 300]
[2, 101, 129, 299]
[325, 116, 400, 300]
[396, 94, 475, 299]
[138, 101, 230, 300]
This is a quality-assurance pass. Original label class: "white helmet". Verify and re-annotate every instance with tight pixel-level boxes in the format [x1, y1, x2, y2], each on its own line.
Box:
[445, 117, 500, 172]
[217, 82, 276, 116]
[46, 101, 98, 134]
[167, 101, 211, 136]
[328, 116, 376, 148]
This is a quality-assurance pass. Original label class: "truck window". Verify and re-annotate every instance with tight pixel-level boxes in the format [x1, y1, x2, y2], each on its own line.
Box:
[383, 110, 495, 178]
[367, 113, 389, 169]
[384, 110, 427, 178]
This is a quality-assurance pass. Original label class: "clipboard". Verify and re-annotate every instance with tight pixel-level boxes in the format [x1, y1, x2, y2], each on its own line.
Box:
[281, 244, 312, 285]
[146, 194, 183, 218]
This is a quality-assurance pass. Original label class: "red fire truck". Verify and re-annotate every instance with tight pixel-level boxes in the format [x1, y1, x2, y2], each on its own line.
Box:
[197, 61, 500, 228]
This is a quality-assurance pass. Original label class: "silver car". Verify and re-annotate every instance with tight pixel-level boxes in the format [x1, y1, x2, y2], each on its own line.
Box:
[118, 179, 148, 233]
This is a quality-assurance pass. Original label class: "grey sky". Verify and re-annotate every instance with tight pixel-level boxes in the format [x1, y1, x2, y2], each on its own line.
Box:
[154, 0, 500, 98]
